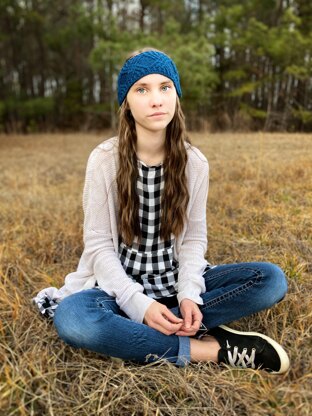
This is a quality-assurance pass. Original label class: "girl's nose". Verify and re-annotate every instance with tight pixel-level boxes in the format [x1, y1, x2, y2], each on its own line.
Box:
[150, 90, 163, 106]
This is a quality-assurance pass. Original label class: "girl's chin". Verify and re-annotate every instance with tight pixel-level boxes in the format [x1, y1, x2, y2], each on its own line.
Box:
[136, 121, 170, 133]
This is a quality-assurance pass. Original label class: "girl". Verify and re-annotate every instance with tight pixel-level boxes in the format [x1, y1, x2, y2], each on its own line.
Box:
[34, 48, 290, 373]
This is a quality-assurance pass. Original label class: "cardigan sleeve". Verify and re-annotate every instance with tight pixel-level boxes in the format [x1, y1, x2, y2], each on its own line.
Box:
[176, 158, 209, 306]
[81, 148, 155, 323]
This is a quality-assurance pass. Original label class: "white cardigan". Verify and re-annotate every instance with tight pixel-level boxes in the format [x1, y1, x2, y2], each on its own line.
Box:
[36, 137, 209, 323]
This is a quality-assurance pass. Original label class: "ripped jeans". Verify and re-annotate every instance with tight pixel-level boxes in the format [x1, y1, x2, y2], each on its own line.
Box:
[53, 262, 287, 367]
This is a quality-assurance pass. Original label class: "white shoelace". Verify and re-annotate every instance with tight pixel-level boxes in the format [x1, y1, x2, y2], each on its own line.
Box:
[226, 340, 256, 369]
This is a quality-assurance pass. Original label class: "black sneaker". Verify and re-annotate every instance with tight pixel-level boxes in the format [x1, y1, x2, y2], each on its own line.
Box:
[207, 325, 290, 374]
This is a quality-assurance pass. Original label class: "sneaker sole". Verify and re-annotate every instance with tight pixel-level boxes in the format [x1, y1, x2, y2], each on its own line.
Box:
[219, 325, 290, 374]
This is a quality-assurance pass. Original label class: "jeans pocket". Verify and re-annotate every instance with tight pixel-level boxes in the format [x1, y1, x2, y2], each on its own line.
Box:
[96, 295, 119, 313]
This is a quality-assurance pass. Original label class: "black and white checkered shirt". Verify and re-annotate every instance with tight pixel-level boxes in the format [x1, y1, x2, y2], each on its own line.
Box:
[118, 160, 179, 299]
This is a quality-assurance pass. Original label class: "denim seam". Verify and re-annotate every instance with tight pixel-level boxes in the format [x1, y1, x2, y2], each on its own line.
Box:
[204, 266, 261, 280]
[201, 267, 263, 311]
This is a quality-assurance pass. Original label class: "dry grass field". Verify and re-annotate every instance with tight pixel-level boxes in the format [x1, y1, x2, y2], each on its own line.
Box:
[0, 132, 311, 415]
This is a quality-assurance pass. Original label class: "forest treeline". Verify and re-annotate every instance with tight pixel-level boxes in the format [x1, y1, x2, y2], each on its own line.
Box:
[1, 0, 312, 133]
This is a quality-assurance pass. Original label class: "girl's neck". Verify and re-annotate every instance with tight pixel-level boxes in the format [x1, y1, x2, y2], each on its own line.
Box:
[136, 127, 166, 166]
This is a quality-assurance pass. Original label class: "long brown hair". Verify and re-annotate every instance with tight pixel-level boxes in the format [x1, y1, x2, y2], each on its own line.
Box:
[116, 48, 191, 246]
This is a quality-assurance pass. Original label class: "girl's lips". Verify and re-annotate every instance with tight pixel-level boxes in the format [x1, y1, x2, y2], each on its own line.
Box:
[149, 113, 166, 117]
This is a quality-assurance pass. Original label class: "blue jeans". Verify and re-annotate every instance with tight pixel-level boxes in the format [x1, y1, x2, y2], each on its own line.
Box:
[53, 262, 287, 367]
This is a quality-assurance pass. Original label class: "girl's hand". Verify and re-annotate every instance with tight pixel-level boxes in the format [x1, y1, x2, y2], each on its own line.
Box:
[175, 299, 202, 336]
[143, 301, 184, 335]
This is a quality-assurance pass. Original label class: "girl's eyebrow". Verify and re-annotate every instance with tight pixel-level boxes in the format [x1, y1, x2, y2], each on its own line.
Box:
[133, 79, 173, 87]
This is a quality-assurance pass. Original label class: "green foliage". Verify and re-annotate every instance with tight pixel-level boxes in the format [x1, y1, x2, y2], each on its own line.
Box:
[89, 39, 127, 72]
[286, 65, 310, 80]
[0, 101, 5, 118]
[224, 70, 247, 81]
[1, 97, 55, 132]
[174, 44, 218, 106]
[292, 109, 312, 124]
[229, 82, 260, 97]
[244, 18, 269, 56]
[62, 80, 83, 116]
[161, 21, 218, 107]
[18, 97, 54, 119]
[240, 103, 267, 120]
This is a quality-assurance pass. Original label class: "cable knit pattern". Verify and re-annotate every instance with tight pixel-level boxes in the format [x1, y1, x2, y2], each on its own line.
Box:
[39, 137, 209, 323]
[117, 50, 182, 105]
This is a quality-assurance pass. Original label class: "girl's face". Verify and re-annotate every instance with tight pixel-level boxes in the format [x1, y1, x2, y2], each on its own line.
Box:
[126, 73, 177, 134]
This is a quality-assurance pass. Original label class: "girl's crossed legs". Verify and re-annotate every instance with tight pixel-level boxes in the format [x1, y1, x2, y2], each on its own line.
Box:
[53, 262, 288, 370]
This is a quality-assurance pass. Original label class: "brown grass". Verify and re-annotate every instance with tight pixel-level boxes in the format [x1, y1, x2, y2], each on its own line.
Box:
[0, 132, 311, 416]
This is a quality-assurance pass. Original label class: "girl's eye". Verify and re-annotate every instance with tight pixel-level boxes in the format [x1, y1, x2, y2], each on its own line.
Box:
[162, 85, 171, 91]
[137, 88, 146, 94]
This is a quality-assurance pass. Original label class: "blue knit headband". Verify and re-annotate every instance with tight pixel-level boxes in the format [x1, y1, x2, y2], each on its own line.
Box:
[117, 50, 182, 106]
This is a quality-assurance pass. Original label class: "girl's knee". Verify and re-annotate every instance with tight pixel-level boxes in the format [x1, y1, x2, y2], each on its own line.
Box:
[54, 293, 115, 349]
[261, 262, 288, 304]
[53, 293, 97, 347]
[53, 299, 81, 346]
